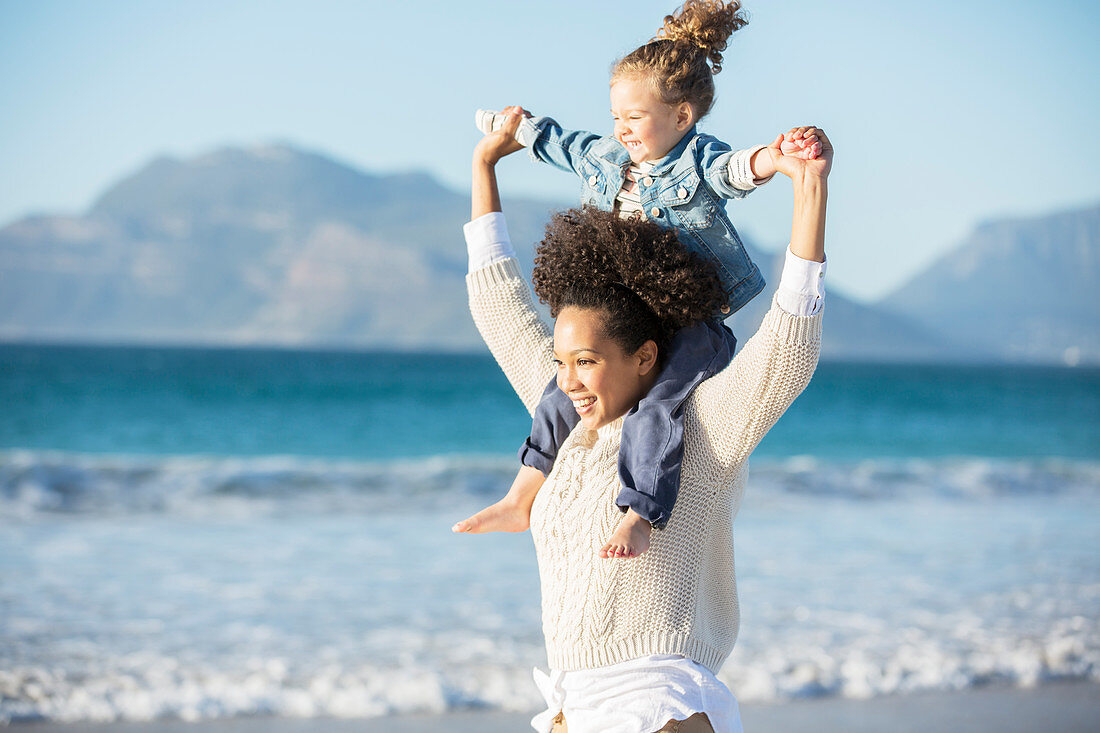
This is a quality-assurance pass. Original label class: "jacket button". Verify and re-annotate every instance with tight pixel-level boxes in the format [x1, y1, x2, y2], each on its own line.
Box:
[650, 207, 661, 218]
[588, 175, 598, 186]
[678, 187, 688, 199]
[642, 176, 653, 187]
[720, 305, 731, 314]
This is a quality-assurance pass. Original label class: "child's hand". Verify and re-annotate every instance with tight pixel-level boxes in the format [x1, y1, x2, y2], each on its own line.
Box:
[768, 126, 833, 180]
[476, 106, 534, 134]
[750, 125, 823, 180]
[780, 126, 823, 160]
[474, 106, 527, 165]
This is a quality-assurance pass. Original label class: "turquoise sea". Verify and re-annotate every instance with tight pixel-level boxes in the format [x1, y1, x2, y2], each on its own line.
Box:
[1, 343, 1098, 723]
[3, 344, 1096, 461]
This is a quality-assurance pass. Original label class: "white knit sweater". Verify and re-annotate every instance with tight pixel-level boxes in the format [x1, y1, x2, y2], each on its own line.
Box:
[467, 257, 823, 675]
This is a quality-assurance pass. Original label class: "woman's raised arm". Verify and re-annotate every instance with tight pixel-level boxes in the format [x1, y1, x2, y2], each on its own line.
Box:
[771, 125, 831, 263]
[471, 107, 526, 220]
[693, 128, 832, 464]
[466, 109, 556, 415]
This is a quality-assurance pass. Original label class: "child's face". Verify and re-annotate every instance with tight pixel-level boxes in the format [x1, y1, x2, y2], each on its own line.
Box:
[611, 76, 694, 164]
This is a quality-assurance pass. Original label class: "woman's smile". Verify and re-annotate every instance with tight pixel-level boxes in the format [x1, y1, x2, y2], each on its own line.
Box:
[572, 395, 597, 415]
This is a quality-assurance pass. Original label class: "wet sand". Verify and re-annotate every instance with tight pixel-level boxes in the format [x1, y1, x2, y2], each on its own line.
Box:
[12, 681, 1099, 732]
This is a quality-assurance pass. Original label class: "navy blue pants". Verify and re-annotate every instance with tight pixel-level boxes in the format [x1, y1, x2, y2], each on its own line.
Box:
[519, 320, 737, 529]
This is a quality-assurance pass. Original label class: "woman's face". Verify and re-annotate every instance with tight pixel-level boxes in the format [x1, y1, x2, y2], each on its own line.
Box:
[553, 306, 658, 431]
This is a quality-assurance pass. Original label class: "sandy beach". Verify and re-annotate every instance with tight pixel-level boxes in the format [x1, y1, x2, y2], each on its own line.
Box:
[11, 681, 1098, 732]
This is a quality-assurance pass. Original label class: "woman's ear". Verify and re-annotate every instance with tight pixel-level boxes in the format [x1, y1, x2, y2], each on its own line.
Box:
[636, 340, 660, 376]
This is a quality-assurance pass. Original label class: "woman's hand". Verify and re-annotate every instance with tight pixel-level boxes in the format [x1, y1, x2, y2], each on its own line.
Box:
[769, 126, 833, 181]
[473, 106, 527, 166]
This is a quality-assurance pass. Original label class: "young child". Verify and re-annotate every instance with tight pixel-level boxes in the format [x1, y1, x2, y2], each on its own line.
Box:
[453, 0, 820, 558]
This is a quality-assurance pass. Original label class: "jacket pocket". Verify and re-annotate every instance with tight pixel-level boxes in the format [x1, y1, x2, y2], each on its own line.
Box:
[659, 169, 715, 229]
[577, 157, 608, 198]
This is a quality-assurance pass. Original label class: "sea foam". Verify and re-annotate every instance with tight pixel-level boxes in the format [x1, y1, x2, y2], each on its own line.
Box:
[2, 449, 1097, 723]
[2, 449, 1097, 519]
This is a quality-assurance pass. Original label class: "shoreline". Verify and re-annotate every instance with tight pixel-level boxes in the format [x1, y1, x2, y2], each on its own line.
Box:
[10, 680, 1099, 732]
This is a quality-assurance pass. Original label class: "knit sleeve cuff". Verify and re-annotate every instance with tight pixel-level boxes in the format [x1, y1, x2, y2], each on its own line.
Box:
[760, 293, 824, 344]
[466, 257, 524, 296]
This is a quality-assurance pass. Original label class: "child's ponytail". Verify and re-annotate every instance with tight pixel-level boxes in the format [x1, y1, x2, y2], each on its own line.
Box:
[612, 0, 748, 120]
[657, 0, 746, 74]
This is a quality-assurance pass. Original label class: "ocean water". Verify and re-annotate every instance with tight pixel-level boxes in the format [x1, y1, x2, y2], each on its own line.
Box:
[1, 344, 1098, 723]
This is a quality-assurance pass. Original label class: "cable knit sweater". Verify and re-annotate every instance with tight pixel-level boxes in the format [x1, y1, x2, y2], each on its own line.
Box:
[467, 257, 823, 675]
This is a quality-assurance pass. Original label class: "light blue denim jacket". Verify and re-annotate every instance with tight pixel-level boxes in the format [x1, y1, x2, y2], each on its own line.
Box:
[514, 115, 767, 316]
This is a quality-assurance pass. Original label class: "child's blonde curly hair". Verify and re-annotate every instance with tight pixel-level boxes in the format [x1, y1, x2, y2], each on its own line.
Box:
[612, 0, 749, 120]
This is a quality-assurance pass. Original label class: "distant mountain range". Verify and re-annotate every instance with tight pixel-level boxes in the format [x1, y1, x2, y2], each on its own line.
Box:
[1, 144, 1095, 364]
[882, 203, 1099, 365]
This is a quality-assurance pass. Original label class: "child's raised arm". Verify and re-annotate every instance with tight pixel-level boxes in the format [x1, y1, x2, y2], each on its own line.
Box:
[696, 127, 824, 200]
[477, 107, 613, 182]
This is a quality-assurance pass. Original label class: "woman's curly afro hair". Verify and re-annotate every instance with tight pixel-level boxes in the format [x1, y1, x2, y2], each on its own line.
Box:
[531, 206, 726, 357]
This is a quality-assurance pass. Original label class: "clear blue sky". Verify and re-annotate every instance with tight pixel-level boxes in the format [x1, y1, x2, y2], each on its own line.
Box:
[2, 0, 1098, 301]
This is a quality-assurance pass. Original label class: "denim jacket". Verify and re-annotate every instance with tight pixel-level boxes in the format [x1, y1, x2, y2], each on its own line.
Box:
[514, 115, 767, 316]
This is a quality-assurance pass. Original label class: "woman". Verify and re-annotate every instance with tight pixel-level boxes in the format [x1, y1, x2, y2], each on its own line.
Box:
[462, 113, 831, 732]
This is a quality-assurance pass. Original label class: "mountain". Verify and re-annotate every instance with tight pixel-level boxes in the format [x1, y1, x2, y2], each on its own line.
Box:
[0, 143, 1089, 363]
[726, 243, 966, 363]
[881, 203, 1100, 365]
[0, 144, 550, 350]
